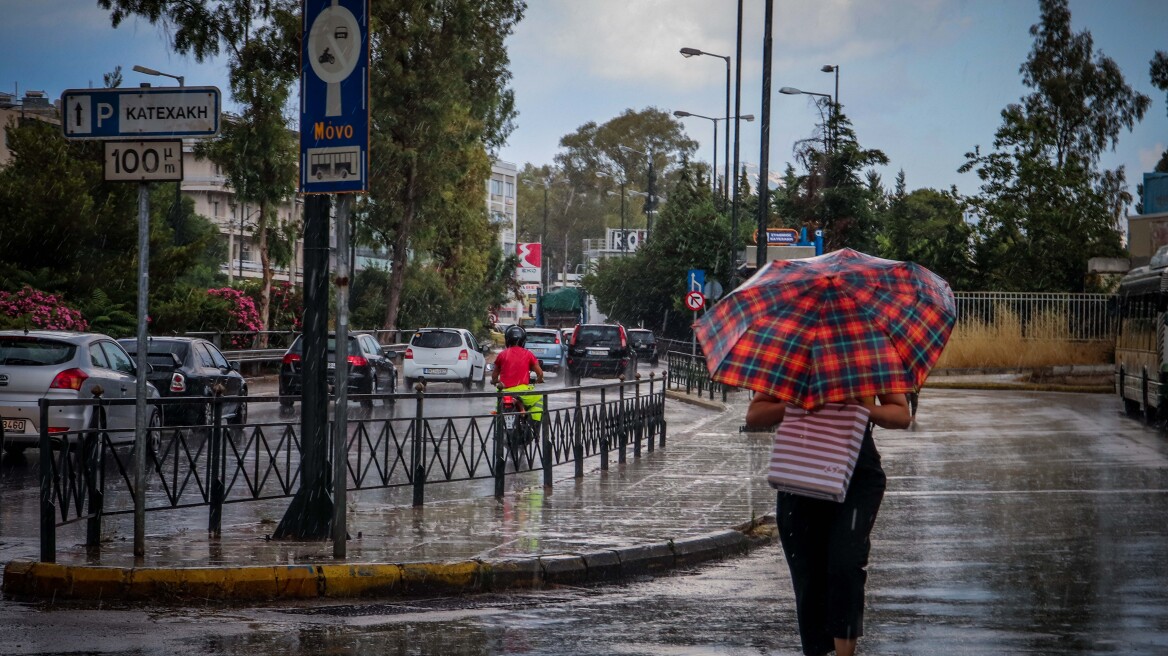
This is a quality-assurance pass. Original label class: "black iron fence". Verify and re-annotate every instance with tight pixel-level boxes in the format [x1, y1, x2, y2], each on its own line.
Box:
[665, 350, 732, 402]
[33, 375, 666, 563]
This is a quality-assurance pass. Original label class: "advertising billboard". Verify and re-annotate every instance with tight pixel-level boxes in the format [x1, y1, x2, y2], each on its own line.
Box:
[517, 242, 542, 283]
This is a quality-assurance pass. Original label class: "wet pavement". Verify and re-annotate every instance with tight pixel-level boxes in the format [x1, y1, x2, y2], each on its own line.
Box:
[3, 384, 1168, 654]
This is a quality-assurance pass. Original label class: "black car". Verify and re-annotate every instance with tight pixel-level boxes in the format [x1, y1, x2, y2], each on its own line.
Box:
[627, 328, 659, 366]
[564, 323, 637, 385]
[279, 332, 397, 408]
[118, 337, 247, 426]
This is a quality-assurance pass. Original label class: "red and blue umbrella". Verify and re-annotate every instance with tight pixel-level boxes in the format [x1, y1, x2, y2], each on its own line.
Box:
[694, 248, 956, 409]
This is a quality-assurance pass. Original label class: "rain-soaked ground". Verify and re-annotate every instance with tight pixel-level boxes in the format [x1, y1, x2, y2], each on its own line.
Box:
[3, 386, 1168, 654]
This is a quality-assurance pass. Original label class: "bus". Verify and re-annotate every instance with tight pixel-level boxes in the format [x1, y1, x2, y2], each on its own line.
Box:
[1114, 249, 1168, 422]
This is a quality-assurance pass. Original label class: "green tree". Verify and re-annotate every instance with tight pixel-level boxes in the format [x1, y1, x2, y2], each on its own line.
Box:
[584, 163, 731, 338]
[364, 0, 524, 330]
[1151, 51, 1168, 172]
[0, 119, 226, 336]
[101, 0, 302, 339]
[960, 0, 1149, 292]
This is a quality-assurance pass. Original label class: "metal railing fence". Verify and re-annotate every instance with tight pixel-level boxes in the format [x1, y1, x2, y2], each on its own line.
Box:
[665, 350, 731, 402]
[951, 291, 1116, 341]
[34, 375, 666, 563]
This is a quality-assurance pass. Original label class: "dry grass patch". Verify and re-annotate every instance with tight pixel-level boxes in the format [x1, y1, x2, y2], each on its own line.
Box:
[936, 306, 1113, 369]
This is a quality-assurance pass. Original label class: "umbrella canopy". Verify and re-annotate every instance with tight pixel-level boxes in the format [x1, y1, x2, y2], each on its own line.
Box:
[694, 248, 956, 409]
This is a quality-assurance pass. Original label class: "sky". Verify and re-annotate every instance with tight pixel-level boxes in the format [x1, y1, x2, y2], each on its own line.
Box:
[2, 0, 1165, 203]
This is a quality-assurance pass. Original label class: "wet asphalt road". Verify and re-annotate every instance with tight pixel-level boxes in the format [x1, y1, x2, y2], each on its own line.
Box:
[3, 387, 1168, 655]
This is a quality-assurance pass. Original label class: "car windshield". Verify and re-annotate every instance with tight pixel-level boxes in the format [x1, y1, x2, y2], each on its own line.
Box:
[412, 331, 462, 349]
[289, 335, 359, 355]
[575, 326, 622, 347]
[122, 340, 190, 365]
[526, 333, 558, 345]
[630, 332, 654, 345]
[0, 337, 76, 366]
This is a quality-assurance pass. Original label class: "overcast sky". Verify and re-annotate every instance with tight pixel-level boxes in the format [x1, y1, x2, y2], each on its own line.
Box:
[3, 0, 1165, 202]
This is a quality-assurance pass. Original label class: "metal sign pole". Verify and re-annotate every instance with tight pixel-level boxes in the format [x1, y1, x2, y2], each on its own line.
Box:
[133, 181, 149, 560]
[333, 195, 351, 558]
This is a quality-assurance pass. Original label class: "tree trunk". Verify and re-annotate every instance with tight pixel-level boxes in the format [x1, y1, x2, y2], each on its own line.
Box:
[383, 163, 418, 332]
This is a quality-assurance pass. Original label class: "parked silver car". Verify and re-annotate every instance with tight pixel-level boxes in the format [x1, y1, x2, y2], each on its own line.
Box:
[0, 330, 160, 455]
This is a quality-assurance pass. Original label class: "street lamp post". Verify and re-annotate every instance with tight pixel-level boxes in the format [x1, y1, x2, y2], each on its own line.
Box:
[822, 64, 839, 150]
[133, 65, 185, 244]
[675, 112, 754, 277]
[672, 111, 717, 194]
[618, 145, 656, 240]
[679, 47, 731, 202]
[596, 170, 628, 254]
[779, 87, 833, 152]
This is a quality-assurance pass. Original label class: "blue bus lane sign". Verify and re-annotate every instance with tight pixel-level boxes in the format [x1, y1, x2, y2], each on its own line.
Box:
[300, 0, 369, 194]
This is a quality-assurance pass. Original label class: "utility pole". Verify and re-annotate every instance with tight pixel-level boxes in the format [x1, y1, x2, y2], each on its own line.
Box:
[756, 0, 774, 270]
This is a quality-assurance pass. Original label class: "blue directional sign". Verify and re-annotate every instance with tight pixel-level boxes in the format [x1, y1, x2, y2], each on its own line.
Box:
[688, 269, 705, 294]
[300, 0, 369, 194]
[60, 87, 221, 140]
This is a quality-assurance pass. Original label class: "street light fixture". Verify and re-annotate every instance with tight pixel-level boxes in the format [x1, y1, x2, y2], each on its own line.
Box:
[132, 64, 185, 87]
[679, 47, 731, 202]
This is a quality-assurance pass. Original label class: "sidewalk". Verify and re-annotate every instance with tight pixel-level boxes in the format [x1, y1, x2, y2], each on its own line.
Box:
[3, 389, 780, 602]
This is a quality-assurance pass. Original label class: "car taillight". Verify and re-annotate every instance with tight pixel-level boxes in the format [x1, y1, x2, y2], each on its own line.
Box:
[571, 327, 579, 346]
[459, 349, 468, 360]
[404, 348, 414, 359]
[49, 368, 88, 390]
[619, 326, 627, 348]
[48, 427, 70, 434]
[502, 395, 518, 408]
[554, 336, 560, 344]
[283, 353, 301, 365]
[170, 372, 187, 393]
[348, 355, 368, 367]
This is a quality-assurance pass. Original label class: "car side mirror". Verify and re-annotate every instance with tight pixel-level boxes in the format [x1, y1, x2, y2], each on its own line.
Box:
[229, 361, 240, 371]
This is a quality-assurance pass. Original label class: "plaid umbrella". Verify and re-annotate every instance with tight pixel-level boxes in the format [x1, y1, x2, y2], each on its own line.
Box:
[694, 248, 956, 409]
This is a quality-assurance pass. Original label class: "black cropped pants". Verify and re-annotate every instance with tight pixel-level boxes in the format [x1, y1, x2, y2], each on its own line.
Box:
[775, 436, 886, 656]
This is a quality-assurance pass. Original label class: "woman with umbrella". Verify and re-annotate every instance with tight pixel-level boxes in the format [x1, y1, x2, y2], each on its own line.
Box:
[695, 249, 956, 656]
[747, 391, 910, 656]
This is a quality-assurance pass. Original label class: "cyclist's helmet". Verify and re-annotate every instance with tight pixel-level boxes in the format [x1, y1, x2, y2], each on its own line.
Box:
[504, 325, 527, 348]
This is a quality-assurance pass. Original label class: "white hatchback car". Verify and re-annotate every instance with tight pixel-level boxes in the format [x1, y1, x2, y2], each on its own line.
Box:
[402, 328, 488, 390]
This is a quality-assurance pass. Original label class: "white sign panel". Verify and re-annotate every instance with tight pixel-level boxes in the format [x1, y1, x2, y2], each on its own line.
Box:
[607, 228, 647, 252]
[103, 140, 183, 182]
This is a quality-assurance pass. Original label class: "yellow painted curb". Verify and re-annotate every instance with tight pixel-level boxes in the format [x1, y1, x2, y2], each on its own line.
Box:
[318, 563, 403, 598]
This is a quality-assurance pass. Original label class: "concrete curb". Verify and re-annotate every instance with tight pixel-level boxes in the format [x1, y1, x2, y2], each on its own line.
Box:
[1, 516, 777, 603]
[664, 389, 728, 412]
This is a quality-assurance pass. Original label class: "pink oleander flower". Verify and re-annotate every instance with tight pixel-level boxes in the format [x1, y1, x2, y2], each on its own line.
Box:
[0, 286, 88, 331]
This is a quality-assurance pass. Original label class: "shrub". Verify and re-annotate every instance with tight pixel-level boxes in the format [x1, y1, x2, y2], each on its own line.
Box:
[207, 287, 263, 348]
[0, 286, 88, 331]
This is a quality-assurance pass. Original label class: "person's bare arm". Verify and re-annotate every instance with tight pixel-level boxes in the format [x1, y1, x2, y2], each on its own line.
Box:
[858, 393, 912, 429]
[746, 393, 786, 427]
[532, 360, 545, 384]
[490, 354, 502, 386]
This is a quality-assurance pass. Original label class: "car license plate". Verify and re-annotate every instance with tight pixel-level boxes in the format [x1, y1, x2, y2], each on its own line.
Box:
[2, 418, 27, 433]
[327, 362, 336, 369]
[531, 348, 546, 354]
[586, 347, 608, 356]
[424, 368, 447, 375]
[503, 415, 516, 430]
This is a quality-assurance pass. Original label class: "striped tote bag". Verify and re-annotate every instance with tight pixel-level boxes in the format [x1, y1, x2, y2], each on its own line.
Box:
[768, 403, 871, 502]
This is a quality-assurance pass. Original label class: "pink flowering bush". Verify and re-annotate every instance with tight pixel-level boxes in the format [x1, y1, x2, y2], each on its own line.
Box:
[0, 286, 89, 331]
[208, 287, 263, 348]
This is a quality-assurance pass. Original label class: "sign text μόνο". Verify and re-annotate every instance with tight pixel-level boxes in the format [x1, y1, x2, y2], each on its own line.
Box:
[314, 122, 354, 140]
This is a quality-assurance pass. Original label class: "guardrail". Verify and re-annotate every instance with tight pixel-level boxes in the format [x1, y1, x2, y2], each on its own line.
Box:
[32, 375, 666, 563]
